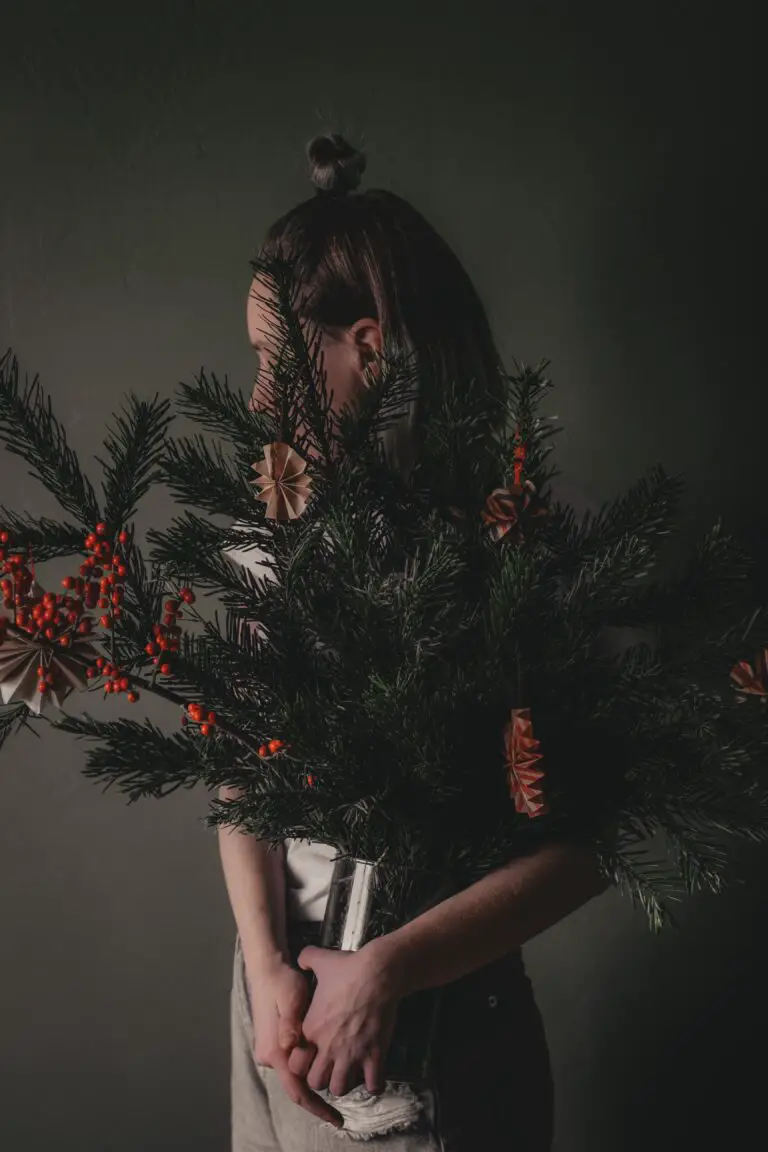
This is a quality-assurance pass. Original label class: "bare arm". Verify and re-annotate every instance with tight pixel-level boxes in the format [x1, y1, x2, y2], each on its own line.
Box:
[370, 840, 609, 998]
[216, 784, 290, 974]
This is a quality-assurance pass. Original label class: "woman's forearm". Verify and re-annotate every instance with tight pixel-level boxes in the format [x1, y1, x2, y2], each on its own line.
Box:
[371, 840, 609, 998]
[217, 785, 290, 976]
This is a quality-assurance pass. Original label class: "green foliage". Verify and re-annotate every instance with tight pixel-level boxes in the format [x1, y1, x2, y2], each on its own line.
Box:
[1, 254, 766, 933]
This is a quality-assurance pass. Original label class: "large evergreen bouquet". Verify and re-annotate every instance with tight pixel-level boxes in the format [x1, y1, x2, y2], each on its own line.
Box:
[1, 254, 766, 935]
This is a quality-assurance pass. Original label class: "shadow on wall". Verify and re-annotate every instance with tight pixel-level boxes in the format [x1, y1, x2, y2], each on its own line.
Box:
[527, 844, 768, 1152]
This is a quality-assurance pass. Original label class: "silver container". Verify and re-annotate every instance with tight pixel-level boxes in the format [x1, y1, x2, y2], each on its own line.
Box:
[317, 854, 455, 1085]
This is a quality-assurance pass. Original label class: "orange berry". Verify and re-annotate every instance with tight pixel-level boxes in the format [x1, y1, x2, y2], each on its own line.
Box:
[268, 739, 282, 754]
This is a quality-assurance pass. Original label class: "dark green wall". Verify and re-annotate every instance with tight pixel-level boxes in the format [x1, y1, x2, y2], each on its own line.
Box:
[0, 2, 760, 1150]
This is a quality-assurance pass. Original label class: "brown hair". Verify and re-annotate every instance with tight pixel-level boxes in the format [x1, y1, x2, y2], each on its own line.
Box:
[256, 133, 506, 505]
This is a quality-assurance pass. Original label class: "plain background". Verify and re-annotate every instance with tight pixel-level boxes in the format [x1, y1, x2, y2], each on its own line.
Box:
[0, 2, 762, 1150]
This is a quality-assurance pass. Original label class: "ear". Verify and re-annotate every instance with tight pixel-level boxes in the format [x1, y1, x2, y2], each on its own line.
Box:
[348, 318, 383, 368]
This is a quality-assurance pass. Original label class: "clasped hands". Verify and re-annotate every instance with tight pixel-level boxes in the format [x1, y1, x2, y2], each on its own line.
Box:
[252, 940, 402, 1128]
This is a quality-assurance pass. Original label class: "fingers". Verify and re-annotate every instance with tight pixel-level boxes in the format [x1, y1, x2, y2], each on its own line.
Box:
[271, 1048, 343, 1130]
[306, 1052, 334, 1093]
[287, 1044, 316, 1078]
[363, 1053, 386, 1096]
[329, 1061, 364, 1099]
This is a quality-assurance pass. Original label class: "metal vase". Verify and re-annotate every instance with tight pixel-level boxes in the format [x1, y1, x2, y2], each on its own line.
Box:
[318, 854, 454, 1086]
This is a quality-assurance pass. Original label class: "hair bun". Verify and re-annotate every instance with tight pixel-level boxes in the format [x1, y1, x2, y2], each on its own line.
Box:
[307, 133, 367, 195]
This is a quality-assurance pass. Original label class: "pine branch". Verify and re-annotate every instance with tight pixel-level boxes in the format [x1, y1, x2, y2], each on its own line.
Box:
[597, 833, 683, 932]
[175, 369, 275, 457]
[53, 712, 241, 801]
[97, 394, 172, 528]
[160, 435, 258, 521]
[0, 703, 29, 751]
[0, 508, 84, 559]
[0, 349, 101, 526]
[147, 512, 272, 613]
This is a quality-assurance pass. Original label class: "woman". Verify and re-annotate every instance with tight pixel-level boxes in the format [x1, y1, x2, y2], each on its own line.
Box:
[218, 132, 607, 1151]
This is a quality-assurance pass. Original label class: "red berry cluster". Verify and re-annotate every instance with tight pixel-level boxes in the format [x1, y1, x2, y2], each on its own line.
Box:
[145, 588, 195, 672]
[258, 738, 287, 757]
[86, 656, 139, 701]
[78, 523, 129, 628]
[0, 524, 129, 696]
[181, 700, 217, 736]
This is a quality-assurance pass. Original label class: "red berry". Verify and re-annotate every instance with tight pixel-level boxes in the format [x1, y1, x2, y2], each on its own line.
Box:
[104, 681, 113, 694]
[38, 679, 48, 694]
[180, 587, 194, 604]
[96, 657, 105, 669]
[160, 663, 171, 675]
[0, 531, 8, 544]
[164, 600, 179, 613]
[59, 635, 71, 648]
[115, 565, 127, 578]
[86, 667, 97, 679]
[44, 626, 55, 640]
[100, 615, 111, 628]
[118, 531, 129, 545]
[78, 619, 92, 634]
[119, 677, 129, 691]
[145, 642, 157, 655]
[95, 522, 107, 535]
[268, 739, 282, 754]
[37, 664, 45, 677]
[207, 711, 217, 724]
[200, 723, 211, 736]
[61, 576, 75, 590]
[258, 744, 268, 757]
[127, 691, 138, 703]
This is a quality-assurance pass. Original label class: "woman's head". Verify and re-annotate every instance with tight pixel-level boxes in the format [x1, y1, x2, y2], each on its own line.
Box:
[247, 133, 506, 498]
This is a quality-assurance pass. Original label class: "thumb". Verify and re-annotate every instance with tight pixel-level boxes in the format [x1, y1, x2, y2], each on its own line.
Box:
[297, 945, 320, 973]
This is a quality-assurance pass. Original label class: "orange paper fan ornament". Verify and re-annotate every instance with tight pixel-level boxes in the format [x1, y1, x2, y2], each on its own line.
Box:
[251, 442, 312, 521]
[481, 480, 549, 544]
[729, 648, 768, 702]
[504, 706, 548, 818]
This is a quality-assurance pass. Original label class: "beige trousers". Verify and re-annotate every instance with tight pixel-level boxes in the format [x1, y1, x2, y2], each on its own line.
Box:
[229, 933, 554, 1152]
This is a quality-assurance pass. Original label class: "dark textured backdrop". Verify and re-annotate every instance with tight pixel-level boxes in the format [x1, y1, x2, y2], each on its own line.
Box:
[0, 2, 761, 1150]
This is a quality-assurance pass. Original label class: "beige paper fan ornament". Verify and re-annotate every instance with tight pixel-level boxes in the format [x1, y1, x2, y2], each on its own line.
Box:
[0, 632, 101, 714]
[251, 442, 312, 521]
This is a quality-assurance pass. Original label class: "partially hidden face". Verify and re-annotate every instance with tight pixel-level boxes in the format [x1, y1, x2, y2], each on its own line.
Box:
[246, 274, 382, 420]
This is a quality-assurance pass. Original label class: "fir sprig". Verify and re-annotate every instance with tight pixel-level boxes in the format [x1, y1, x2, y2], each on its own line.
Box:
[97, 394, 172, 529]
[0, 349, 101, 526]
